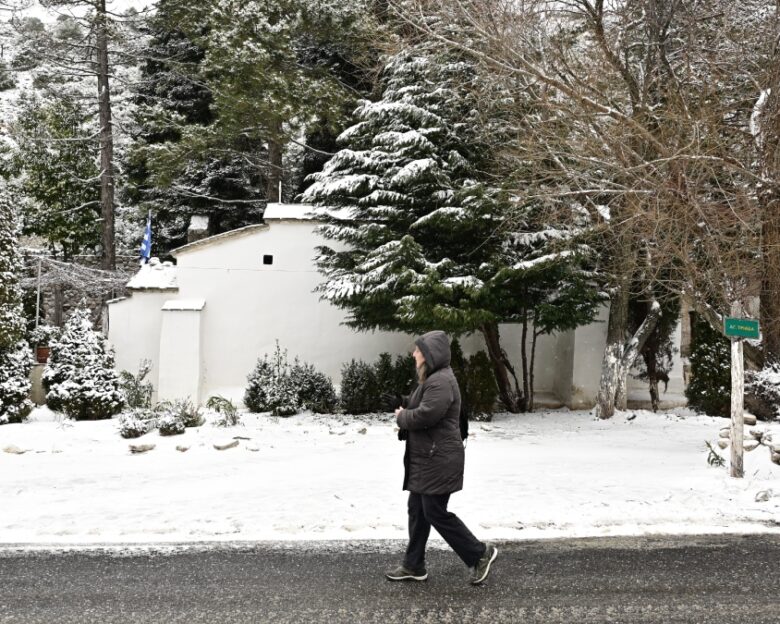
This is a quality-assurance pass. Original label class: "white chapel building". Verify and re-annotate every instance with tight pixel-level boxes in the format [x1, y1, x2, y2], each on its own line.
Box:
[105, 203, 687, 409]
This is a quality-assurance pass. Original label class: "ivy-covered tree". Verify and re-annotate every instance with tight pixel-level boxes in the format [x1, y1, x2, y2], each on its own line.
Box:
[0, 188, 34, 424]
[43, 306, 124, 420]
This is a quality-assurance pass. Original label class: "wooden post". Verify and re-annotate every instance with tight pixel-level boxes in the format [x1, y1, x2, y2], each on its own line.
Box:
[730, 307, 745, 478]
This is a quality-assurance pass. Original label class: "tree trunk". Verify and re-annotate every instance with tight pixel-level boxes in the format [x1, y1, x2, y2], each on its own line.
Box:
[644, 350, 660, 412]
[265, 119, 284, 202]
[520, 308, 529, 411]
[96, 0, 115, 271]
[595, 279, 631, 419]
[480, 322, 522, 413]
[529, 330, 540, 413]
[614, 300, 662, 410]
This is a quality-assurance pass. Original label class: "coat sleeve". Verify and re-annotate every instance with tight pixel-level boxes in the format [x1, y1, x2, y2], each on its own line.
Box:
[396, 377, 452, 431]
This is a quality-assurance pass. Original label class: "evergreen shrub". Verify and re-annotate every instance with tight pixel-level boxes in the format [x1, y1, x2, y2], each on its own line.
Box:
[43, 307, 124, 420]
[0, 341, 34, 424]
[685, 317, 731, 417]
[746, 361, 780, 421]
[157, 412, 186, 436]
[118, 359, 154, 409]
[245, 343, 334, 416]
[289, 360, 338, 414]
[340, 359, 379, 414]
[340, 353, 416, 414]
[117, 408, 156, 439]
[0, 191, 33, 424]
[156, 398, 204, 429]
[206, 395, 241, 427]
[451, 339, 498, 421]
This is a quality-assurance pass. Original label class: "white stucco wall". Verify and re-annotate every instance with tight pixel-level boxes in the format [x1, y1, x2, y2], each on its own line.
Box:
[107, 217, 688, 411]
[172, 222, 414, 404]
[157, 301, 204, 403]
[106, 292, 171, 403]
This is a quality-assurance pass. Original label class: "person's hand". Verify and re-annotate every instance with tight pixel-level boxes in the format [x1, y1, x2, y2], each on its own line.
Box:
[381, 392, 402, 411]
[394, 407, 402, 418]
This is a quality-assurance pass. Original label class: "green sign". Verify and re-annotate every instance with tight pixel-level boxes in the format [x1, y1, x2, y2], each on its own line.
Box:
[724, 317, 760, 339]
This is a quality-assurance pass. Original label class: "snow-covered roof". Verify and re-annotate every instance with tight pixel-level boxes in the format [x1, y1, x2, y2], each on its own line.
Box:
[126, 258, 178, 291]
[162, 299, 206, 311]
[171, 224, 269, 257]
[263, 202, 355, 221]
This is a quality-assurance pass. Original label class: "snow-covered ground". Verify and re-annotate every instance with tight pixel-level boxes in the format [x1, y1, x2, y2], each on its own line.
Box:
[1, 407, 778, 547]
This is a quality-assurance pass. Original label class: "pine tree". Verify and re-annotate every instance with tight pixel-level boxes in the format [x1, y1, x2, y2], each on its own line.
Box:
[2, 92, 101, 259]
[0, 188, 33, 424]
[43, 307, 124, 420]
[127, 0, 265, 252]
[302, 40, 600, 411]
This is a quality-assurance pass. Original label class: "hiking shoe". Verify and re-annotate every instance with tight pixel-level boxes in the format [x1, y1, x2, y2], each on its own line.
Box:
[385, 564, 428, 581]
[470, 544, 498, 585]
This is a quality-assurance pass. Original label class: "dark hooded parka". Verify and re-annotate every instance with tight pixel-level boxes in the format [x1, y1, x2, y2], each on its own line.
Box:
[396, 331, 464, 495]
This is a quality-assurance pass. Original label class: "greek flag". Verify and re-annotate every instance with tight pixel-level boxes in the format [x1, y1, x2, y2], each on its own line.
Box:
[139, 211, 152, 264]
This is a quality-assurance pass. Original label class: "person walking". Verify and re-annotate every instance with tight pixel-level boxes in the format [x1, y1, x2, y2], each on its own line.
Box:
[385, 330, 498, 585]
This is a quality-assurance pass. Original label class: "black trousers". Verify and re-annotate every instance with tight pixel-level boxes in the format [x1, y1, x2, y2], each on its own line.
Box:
[403, 492, 485, 570]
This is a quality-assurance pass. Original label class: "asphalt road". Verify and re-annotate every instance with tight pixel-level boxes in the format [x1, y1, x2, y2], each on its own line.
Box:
[1, 534, 779, 623]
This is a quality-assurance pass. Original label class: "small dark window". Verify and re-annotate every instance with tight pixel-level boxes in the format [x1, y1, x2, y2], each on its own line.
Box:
[263, 255, 273, 265]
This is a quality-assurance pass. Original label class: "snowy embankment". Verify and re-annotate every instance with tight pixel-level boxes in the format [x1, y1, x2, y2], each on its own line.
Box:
[1, 407, 778, 546]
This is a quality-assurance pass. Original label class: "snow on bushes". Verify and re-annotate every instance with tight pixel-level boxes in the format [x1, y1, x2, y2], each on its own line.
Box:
[0, 189, 32, 424]
[747, 362, 780, 421]
[118, 359, 153, 409]
[290, 362, 338, 414]
[43, 307, 124, 420]
[245, 342, 337, 416]
[340, 353, 416, 415]
[206, 395, 241, 426]
[155, 398, 204, 435]
[0, 340, 33, 424]
[117, 408, 156, 439]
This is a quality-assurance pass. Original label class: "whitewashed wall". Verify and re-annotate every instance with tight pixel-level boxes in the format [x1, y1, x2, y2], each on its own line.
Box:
[107, 215, 687, 409]
[171, 222, 413, 404]
[106, 292, 170, 403]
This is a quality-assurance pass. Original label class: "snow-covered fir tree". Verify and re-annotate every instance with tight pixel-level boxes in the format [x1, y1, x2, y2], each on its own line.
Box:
[43, 307, 124, 420]
[302, 37, 599, 411]
[0, 188, 33, 424]
[127, 0, 265, 252]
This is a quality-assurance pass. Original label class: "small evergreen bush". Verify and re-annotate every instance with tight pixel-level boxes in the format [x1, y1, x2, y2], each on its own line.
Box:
[0, 340, 34, 424]
[340, 353, 420, 414]
[117, 408, 156, 439]
[244, 342, 301, 416]
[746, 361, 780, 421]
[27, 324, 60, 348]
[290, 360, 338, 414]
[43, 307, 124, 420]
[451, 340, 497, 422]
[155, 398, 204, 429]
[0, 191, 33, 424]
[685, 317, 731, 417]
[118, 359, 154, 409]
[0, 61, 16, 91]
[340, 359, 379, 414]
[157, 412, 186, 436]
[207, 395, 241, 427]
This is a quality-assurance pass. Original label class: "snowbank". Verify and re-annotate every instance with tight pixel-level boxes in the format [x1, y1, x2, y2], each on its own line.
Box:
[0, 407, 778, 546]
